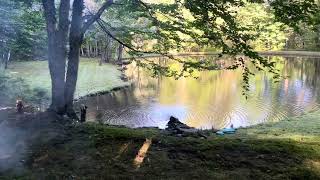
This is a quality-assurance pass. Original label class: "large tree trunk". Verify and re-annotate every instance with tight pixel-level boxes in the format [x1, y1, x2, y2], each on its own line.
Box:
[65, 0, 84, 116]
[49, 43, 67, 114]
[42, 0, 113, 117]
[42, 0, 70, 114]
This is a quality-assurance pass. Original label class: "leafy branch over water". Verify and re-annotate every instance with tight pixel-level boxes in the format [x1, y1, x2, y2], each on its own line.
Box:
[94, 0, 319, 96]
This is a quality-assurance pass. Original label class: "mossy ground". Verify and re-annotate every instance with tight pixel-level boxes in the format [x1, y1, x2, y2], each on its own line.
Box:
[1, 111, 319, 179]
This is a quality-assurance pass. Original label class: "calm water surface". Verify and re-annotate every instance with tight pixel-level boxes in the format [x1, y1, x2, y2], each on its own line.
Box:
[79, 56, 320, 129]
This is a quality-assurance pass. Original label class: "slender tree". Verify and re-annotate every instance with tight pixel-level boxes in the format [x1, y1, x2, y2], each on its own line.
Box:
[117, 44, 124, 64]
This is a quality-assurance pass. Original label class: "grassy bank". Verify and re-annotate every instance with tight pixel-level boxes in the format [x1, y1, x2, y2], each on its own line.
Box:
[2, 111, 319, 179]
[0, 58, 128, 107]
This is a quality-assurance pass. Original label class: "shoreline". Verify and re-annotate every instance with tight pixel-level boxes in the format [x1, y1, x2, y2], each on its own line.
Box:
[122, 50, 320, 60]
[1, 109, 319, 179]
[74, 83, 131, 102]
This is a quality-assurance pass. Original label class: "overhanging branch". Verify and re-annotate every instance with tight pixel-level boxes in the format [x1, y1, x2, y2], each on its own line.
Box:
[96, 18, 159, 54]
[81, 0, 114, 34]
[96, 18, 187, 63]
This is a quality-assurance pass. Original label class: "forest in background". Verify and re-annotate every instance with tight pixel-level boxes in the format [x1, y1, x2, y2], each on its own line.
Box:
[0, 0, 319, 65]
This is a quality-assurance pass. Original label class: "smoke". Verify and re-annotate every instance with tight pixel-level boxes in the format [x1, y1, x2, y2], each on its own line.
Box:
[0, 110, 69, 174]
[0, 119, 27, 173]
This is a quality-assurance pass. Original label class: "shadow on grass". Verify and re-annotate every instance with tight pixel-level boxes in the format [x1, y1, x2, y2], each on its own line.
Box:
[2, 121, 317, 180]
[144, 136, 320, 179]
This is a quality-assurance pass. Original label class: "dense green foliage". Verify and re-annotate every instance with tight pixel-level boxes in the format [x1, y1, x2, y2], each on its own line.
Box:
[270, 0, 320, 50]
[0, 0, 17, 63]
[78, 1, 320, 58]
[1, 0, 319, 62]
[237, 3, 291, 51]
[11, 7, 47, 61]
[0, 1, 47, 63]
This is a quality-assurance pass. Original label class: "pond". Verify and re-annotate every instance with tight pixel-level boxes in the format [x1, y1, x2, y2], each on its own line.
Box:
[78, 56, 320, 129]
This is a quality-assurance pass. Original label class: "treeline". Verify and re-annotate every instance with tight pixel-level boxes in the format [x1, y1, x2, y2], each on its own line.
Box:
[0, 1, 319, 68]
[80, 34, 124, 64]
[236, 3, 320, 52]
[286, 30, 320, 51]
[0, 1, 47, 65]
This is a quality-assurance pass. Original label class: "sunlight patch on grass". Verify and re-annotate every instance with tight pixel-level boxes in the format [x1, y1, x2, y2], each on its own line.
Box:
[133, 138, 152, 169]
[304, 160, 320, 176]
[238, 110, 320, 139]
[7, 58, 129, 100]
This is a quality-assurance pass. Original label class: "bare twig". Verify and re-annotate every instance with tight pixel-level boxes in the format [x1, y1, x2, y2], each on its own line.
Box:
[81, 0, 114, 34]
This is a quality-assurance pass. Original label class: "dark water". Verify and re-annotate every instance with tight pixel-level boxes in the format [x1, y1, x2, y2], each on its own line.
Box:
[78, 56, 320, 129]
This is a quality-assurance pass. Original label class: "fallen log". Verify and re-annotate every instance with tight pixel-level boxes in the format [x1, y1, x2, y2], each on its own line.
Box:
[166, 116, 207, 138]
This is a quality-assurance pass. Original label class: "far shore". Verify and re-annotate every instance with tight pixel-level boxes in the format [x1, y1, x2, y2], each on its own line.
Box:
[122, 50, 320, 60]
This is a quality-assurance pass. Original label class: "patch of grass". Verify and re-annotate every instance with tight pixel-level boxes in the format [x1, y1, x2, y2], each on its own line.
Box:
[6, 111, 320, 179]
[2, 58, 128, 106]
[0, 72, 49, 107]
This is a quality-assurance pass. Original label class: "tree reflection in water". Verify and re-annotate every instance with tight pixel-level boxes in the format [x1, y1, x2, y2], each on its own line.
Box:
[77, 56, 320, 130]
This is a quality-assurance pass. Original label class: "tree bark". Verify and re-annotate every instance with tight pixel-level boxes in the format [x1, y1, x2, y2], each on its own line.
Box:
[65, 0, 113, 114]
[42, 0, 70, 114]
[65, 0, 84, 116]
[42, 0, 113, 117]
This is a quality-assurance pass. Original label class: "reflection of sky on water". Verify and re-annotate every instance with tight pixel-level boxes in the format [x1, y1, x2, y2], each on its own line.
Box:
[148, 104, 188, 129]
[79, 57, 320, 129]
